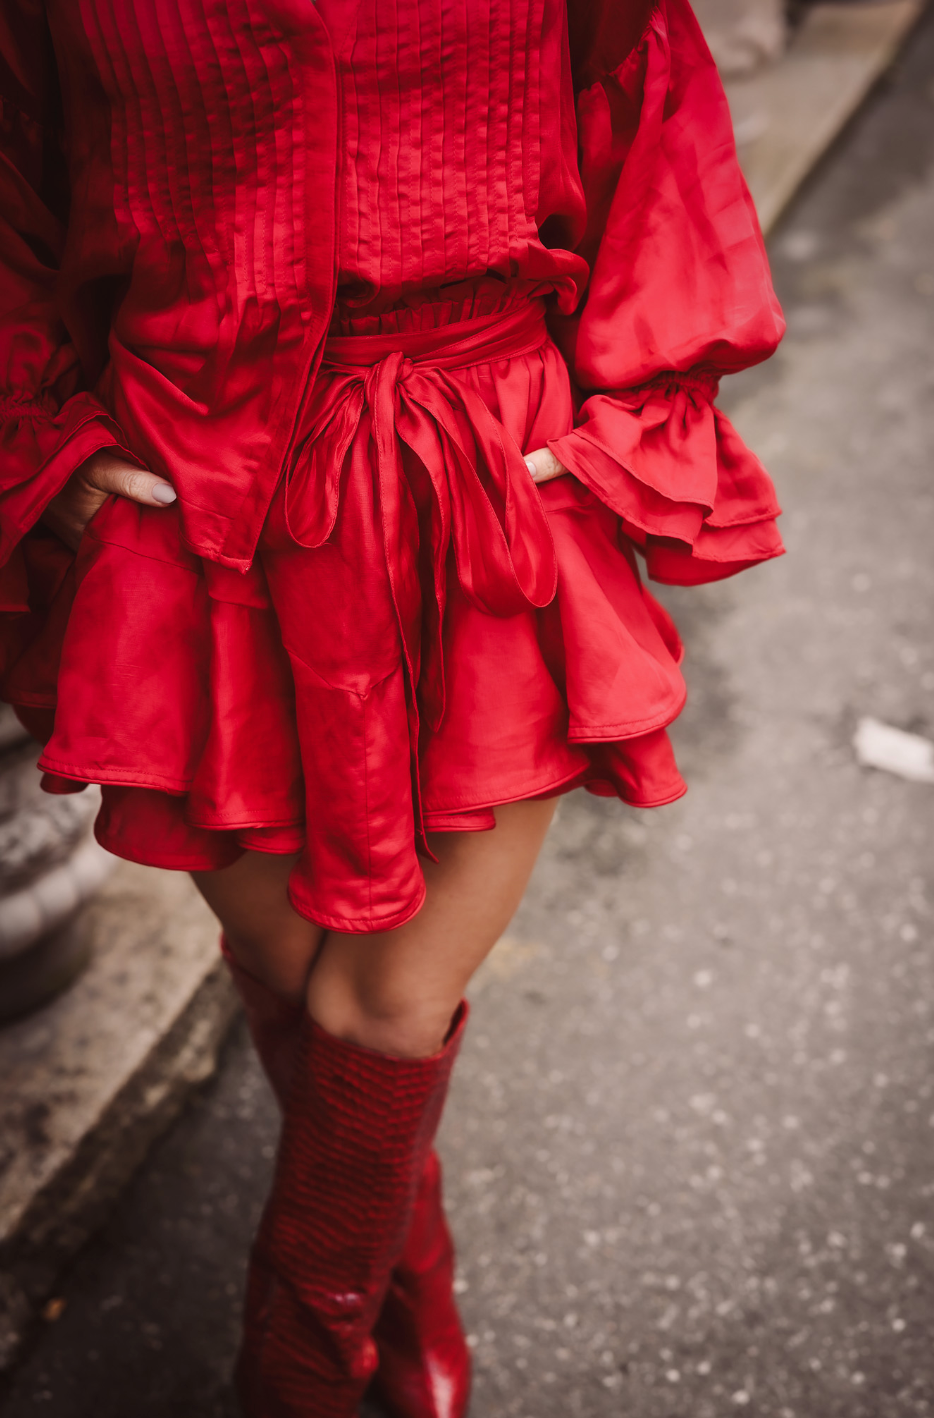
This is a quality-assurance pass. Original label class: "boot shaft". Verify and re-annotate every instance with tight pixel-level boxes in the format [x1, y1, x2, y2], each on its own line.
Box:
[238, 1002, 468, 1418]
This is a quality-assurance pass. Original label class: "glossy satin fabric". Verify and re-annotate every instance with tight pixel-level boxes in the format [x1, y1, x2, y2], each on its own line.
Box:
[1, 0, 783, 584]
[319, 0, 587, 313]
[0, 0, 787, 932]
[295, 302, 560, 722]
[28, 292, 687, 931]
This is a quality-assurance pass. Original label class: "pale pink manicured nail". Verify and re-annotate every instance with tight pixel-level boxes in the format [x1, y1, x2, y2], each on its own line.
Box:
[525, 457, 538, 478]
[152, 483, 177, 504]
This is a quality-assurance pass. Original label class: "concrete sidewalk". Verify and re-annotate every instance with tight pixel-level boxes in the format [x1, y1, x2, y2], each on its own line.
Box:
[2, 8, 934, 1417]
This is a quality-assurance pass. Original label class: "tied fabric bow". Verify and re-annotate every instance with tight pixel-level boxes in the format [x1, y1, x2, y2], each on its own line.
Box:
[284, 302, 559, 741]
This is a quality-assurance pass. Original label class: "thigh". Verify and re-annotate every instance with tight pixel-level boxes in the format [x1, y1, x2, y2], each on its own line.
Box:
[305, 796, 557, 1055]
[191, 850, 326, 1002]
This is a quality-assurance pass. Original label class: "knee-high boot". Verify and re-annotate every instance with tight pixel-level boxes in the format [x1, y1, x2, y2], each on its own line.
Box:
[370, 1149, 469, 1418]
[220, 938, 470, 1418]
[236, 1003, 468, 1418]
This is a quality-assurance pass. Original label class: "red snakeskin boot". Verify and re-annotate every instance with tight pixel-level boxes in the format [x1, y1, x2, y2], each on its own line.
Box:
[220, 938, 471, 1418]
[235, 1002, 468, 1418]
[369, 1149, 470, 1418]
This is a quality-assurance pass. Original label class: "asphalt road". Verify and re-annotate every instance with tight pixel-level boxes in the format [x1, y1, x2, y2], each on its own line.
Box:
[3, 12, 934, 1417]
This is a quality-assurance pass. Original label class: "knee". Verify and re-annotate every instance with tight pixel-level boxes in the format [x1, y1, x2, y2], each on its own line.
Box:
[306, 967, 461, 1059]
[224, 920, 323, 1005]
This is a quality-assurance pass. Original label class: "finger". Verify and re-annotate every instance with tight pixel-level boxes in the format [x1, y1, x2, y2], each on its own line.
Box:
[83, 452, 176, 506]
[524, 447, 568, 484]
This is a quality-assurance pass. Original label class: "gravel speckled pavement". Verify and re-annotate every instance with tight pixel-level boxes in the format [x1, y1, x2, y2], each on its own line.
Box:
[2, 15, 934, 1417]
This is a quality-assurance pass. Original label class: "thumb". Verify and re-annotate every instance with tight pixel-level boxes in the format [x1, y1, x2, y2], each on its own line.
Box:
[84, 451, 177, 506]
[524, 447, 568, 484]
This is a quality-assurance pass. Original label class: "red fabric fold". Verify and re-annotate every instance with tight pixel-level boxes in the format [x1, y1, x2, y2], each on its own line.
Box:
[20, 298, 693, 932]
[554, 0, 784, 391]
[539, 0, 786, 587]
[2, 0, 782, 577]
[0, 0, 787, 935]
[0, 399, 136, 573]
[549, 372, 783, 585]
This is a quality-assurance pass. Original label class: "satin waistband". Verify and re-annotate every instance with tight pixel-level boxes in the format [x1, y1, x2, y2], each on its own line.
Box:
[322, 297, 549, 369]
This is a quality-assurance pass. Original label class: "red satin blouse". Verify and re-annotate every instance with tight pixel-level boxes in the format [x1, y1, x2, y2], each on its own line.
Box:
[0, 0, 784, 611]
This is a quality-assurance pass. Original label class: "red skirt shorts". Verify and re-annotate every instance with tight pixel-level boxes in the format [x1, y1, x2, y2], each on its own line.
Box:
[14, 294, 687, 933]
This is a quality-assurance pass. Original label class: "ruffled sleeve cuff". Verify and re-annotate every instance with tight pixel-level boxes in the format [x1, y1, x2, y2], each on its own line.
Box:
[547, 370, 785, 587]
[0, 391, 137, 612]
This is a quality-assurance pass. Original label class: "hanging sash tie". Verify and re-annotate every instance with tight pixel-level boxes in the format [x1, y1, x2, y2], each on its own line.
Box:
[284, 300, 559, 736]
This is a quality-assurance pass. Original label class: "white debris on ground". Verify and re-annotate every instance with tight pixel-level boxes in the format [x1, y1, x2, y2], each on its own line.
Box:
[853, 716, 934, 784]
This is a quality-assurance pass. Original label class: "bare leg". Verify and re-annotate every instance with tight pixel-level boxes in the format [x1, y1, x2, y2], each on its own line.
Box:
[202, 798, 555, 1417]
[306, 796, 557, 1057]
[192, 797, 556, 1048]
[191, 850, 325, 1003]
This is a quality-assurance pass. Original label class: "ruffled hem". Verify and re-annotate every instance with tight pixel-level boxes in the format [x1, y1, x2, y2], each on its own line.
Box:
[548, 371, 784, 586]
[0, 296, 782, 934]
[5, 472, 689, 932]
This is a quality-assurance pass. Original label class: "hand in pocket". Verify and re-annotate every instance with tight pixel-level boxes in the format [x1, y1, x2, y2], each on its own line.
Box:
[43, 450, 176, 550]
[524, 447, 568, 484]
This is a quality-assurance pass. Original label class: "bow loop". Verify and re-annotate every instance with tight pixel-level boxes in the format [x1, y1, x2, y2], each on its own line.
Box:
[285, 375, 364, 548]
[290, 298, 556, 838]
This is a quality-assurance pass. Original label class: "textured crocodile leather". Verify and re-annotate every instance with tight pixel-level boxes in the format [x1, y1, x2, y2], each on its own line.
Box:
[220, 937, 471, 1415]
[371, 1150, 471, 1418]
[235, 993, 468, 1417]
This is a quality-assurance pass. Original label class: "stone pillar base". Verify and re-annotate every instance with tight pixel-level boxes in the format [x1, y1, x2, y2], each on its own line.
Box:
[0, 913, 93, 1025]
[0, 859, 238, 1371]
[0, 707, 114, 1021]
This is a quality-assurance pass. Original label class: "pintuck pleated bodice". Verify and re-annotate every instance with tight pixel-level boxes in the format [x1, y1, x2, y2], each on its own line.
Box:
[317, 0, 588, 315]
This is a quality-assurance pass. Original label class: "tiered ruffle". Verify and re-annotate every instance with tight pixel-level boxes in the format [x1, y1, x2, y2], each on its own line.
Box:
[550, 372, 783, 586]
[1, 293, 782, 933]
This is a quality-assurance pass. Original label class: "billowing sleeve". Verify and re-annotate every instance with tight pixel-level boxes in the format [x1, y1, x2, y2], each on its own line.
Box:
[0, 2, 130, 604]
[548, 0, 785, 585]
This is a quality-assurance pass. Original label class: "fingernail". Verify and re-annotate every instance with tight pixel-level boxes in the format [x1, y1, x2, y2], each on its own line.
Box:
[152, 484, 177, 505]
[525, 458, 537, 478]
